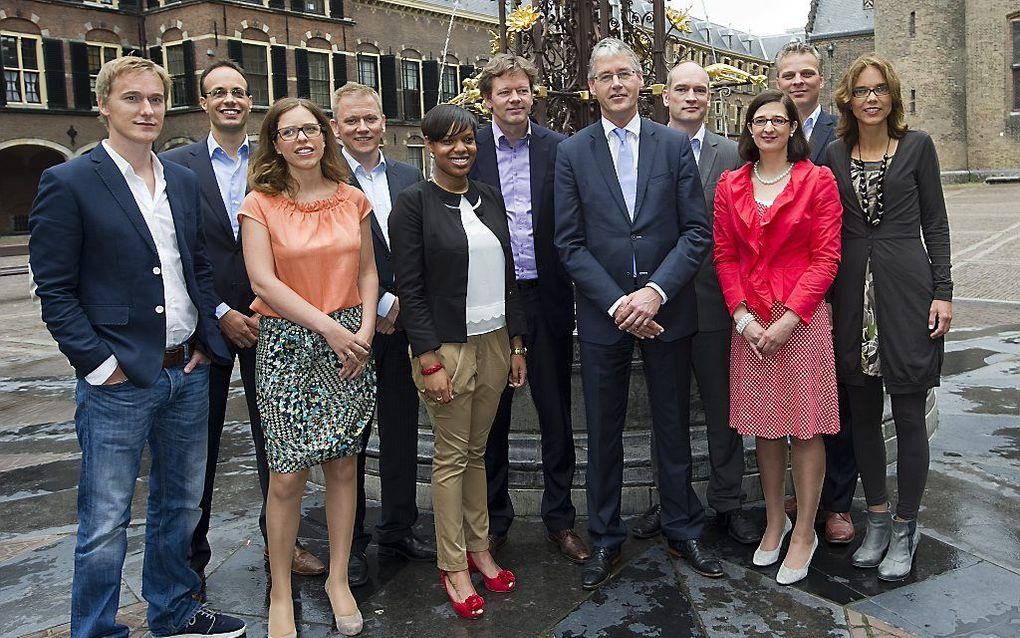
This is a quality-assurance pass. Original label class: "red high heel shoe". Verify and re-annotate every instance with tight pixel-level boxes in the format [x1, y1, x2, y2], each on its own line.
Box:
[439, 570, 484, 619]
[466, 552, 516, 592]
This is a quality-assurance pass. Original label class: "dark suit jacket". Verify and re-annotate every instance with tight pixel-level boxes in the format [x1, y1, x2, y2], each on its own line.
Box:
[554, 118, 712, 344]
[808, 109, 837, 164]
[470, 123, 574, 336]
[389, 180, 526, 357]
[160, 137, 255, 315]
[696, 130, 745, 332]
[28, 143, 229, 387]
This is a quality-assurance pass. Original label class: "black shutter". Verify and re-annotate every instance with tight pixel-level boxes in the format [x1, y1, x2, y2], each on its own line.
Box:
[269, 0, 285, 8]
[380, 54, 398, 119]
[329, 0, 344, 19]
[70, 42, 91, 110]
[271, 45, 288, 99]
[182, 40, 197, 106]
[119, 0, 138, 10]
[148, 45, 163, 66]
[147, 0, 159, 8]
[227, 40, 243, 66]
[332, 53, 347, 89]
[295, 48, 309, 98]
[0, 46, 6, 107]
[458, 64, 475, 87]
[290, 0, 304, 10]
[42, 39, 67, 108]
[422, 60, 440, 111]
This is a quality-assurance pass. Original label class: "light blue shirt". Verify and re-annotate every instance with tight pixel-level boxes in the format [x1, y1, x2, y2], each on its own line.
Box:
[207, 133, 249, 318]
[342, 147, 396, 318]
[802, 103, 822, 144]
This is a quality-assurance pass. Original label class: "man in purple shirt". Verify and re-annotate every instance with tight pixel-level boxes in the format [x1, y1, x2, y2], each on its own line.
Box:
[470, 54, 591, 564]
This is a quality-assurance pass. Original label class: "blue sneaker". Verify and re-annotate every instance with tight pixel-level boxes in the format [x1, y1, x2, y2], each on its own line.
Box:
[167, 607, 246, 638]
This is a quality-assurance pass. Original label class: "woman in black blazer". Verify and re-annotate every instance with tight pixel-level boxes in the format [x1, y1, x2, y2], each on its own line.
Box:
[389, 104, 527, 619]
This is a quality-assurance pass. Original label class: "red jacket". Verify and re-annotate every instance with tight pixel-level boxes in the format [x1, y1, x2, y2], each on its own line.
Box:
[713, 160, 842, 324]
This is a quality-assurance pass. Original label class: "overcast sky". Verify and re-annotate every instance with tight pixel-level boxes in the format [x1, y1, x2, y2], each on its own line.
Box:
[674, 0, 812, 36]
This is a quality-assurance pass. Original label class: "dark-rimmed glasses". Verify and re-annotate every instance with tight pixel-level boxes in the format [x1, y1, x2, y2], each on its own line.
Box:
[851, 84, 891, 99]
[751, 116, 790, 128]
[274, 124, 324, 141]
[202, 88, 250, 100]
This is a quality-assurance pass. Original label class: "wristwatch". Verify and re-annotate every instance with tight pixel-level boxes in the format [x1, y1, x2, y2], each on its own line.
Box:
[511, 346, 528, 357]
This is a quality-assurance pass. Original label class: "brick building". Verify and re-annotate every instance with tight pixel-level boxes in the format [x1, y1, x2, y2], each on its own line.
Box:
[805, 0, 875, 114]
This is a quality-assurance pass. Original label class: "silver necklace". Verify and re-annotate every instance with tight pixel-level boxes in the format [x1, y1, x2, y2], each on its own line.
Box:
[753, 161, 793, 185]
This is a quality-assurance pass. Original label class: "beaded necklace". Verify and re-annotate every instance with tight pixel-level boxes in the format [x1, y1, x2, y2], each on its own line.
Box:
[854, 136, 891, 226]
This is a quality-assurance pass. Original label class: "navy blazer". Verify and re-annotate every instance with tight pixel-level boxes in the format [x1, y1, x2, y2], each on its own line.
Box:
[160, 138, 255, 315]
[28, 143, 229, 387]
[554, 118, 711, 344]
[470, 123, 574, 336]
[809, 109, 837, 164]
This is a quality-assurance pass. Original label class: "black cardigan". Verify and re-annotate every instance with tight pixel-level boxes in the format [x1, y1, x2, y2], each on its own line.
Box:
[389, 180, 526, 357]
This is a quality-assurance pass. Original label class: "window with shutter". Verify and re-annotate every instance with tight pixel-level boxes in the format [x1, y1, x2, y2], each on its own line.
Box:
[400, 58, 422, 120]
[441, 64, 459, 102]
[164, 43, 187, 107]
[87, 43, 119, 108]
[357, 53, 379, 92]
[42, 39, 66, 108]
[422, 60, 439, 112]
[295, 48, 309, 99]
[380, 55, 398, 119]
[329, 0, 344, 19]
[332, 53, 348, 90]
[307, 51, 331, 108]
[271, 45, 287, 102]
[182, 41, 197, 105]
[1, 33, 45, 106]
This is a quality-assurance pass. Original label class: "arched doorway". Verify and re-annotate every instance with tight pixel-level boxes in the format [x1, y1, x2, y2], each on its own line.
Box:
[0, 142, 69, 236]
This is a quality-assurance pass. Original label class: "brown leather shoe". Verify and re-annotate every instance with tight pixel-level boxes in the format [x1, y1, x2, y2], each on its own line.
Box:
[784, 496, 798, 517]
[263, 544, 327, 576]
[824, 511, 855, 545]
[547, 529, 592, 564]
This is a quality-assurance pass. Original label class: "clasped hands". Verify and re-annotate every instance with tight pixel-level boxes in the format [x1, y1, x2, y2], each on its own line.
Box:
[614, 286, 665, 339]
[325, 324, 373, 380]
[737, 307, 801, 359]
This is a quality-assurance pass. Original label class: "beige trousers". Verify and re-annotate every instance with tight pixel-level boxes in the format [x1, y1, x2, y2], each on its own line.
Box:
[411, 327, 511, 572]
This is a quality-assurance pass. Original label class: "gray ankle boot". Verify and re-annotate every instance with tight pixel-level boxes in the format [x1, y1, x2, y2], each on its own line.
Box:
[878, 518, 921, 581]
[851, 509, 892, 568]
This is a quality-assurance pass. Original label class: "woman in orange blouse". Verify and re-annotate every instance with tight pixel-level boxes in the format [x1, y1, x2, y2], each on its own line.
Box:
[239, 98, 377, 638]
[713, 89, 842, 585]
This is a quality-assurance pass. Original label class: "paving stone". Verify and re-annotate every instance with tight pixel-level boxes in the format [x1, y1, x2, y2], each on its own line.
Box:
[0, 534, 65, 563]
[19, 602, 148, 638]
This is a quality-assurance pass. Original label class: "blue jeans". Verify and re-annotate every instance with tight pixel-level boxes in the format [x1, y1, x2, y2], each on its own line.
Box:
[71, 365, 209, 638]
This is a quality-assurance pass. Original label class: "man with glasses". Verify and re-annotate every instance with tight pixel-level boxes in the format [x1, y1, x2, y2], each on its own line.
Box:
[775, 42, 857, 546]
[329, 82, 437, 588]
[162, 60, 326, 590]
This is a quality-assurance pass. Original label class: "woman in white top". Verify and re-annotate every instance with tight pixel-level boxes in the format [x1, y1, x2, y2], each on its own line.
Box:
[389, 104, 527, 620]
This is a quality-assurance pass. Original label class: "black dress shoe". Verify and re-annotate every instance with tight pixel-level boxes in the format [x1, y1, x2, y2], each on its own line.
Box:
[378, 533, 438, 562]
[667, 539, 724, 578]
[348, 549, 369, 587]
[719, 509, 763, 545]
[631, 504, 662, 539]
[581, 546, 621, 590]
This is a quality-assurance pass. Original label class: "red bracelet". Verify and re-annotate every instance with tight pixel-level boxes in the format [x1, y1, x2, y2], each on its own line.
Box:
[421, 362, 444, 376]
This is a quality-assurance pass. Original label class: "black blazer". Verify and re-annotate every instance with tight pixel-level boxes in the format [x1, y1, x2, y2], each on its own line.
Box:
[808, 109, 837, 164]
[470, 123, 574, 336]
[160, 138, 255, 315]
[389, 180, 526, 357]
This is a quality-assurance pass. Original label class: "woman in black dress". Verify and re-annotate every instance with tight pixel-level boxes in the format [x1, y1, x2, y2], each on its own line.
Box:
[824, 54, 952, 581]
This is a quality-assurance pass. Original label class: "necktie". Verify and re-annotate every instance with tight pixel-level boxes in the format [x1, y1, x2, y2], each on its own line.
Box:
[613, 127, 636, 219]
[691, 137, 701, 166]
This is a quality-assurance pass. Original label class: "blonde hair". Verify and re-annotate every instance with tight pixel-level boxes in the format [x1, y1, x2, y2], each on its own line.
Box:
[331, 82, 383, 114]
[833, 53, 908, 149]
[95, 56, 171, 125]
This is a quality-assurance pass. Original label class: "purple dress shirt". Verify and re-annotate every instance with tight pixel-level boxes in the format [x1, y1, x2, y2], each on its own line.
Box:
[493, 121, 538, 281]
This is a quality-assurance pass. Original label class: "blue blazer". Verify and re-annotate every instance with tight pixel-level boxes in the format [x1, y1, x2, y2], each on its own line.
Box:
[809, 109, 838, 164]
[554, 118, 711, 344]
[28, 143, 229, 387]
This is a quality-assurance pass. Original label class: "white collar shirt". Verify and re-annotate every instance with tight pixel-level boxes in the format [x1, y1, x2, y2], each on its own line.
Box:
[691, 124, 706, 166]
[343, 147, 391, 245]
[803, 103, 822, 142]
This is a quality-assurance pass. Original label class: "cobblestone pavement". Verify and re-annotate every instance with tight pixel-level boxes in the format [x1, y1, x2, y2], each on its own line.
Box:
[1, 183, 1019, 637]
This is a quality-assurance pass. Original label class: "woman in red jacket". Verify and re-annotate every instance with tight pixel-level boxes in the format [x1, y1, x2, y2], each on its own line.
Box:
[714, 89, 842, 585]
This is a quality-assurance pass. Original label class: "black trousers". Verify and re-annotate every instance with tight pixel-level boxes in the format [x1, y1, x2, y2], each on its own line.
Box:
[820, 382, 858, 512]
[190, 342, 268, 573]
[354, 329, 421, 552]
[484, 285, 576, 536]
[581, 336, 704, 550]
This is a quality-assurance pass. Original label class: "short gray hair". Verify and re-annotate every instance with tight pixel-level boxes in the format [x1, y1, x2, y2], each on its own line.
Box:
[587, 38, 642, 80]
[775, 41, 822, 70]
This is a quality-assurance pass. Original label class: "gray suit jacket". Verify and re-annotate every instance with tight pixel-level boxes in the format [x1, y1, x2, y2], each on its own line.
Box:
[696, 130, 744, 332]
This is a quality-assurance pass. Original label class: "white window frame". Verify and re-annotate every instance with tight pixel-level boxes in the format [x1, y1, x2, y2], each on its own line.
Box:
[87, 42, 120, 110]
[1, 32, 46, 108]
[400, 57, 423, 120]
[238, 39, 273, 107]
[306, 49, 333, 109]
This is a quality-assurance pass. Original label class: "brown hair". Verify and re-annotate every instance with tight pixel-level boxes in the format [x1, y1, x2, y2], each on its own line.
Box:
[199, 59, 249, 94]
[477, 54, 538, 98]
[95, 56, 171, 125]
[249, 97, 350, 195]
[833, 53, 908, 149]
[737, 89, 811, 163]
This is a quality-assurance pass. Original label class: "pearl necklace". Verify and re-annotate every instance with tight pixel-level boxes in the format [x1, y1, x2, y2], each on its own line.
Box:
[753, 161, 793, 185]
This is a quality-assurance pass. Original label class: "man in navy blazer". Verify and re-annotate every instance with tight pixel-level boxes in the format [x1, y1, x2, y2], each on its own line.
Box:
[775, 41, 856, 544]
[161, 60, 325, 585]
[469, 54, 590, 563]
[554, 38, 720, 590]
[28, 57, 242, 638]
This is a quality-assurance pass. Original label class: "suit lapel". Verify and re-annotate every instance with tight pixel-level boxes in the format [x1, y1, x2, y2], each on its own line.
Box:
[93, 147, 158, 257]
[350, 172, 390, 256]
[164, 165, 194, 270]
[633, 120, 658, 221]
[698, 134, 718, 188]
[590, 127, 630, 224]
[190, 142, 236, 242]
[528, 128, 546, 228]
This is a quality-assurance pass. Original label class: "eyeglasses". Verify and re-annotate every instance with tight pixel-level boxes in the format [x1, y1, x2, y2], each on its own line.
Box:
[751, 116, 791, 128]
[593, 69, 638, 84]
[274, 124, 324, 141]
[202, 87, 250, 100]
[851, 84, 891, 99]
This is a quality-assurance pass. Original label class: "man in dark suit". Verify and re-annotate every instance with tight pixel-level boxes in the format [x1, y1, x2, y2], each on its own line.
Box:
[554, 38, 720, 590]
[775, 41, 856, 544]
[469, 54, 591, 564]
[330, 82, 437, 587]
[618, 61, 761, 546]
[161, 60, 325, 589]
[29, 56, 244, 638]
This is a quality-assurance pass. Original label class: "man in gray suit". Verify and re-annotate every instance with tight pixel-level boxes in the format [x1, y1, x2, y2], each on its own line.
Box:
[629, 61, 762, 545]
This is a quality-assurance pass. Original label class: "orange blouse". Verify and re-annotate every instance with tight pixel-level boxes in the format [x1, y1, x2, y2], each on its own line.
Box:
[238, 184, 372, 318]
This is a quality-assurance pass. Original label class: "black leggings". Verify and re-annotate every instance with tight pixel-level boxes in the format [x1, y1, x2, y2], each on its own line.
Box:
[845, 377, 929, 520]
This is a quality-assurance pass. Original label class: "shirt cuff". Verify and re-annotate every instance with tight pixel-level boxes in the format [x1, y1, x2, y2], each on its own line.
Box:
[646, 282, 668, 304]
[85, 355, 119, 386]
[215, 303, 232, 320]
[608, 295, 627, 317]
[378, 292, 396, 318]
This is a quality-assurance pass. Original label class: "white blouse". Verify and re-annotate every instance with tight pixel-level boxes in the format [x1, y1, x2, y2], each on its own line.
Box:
[455, 194, 506, 335]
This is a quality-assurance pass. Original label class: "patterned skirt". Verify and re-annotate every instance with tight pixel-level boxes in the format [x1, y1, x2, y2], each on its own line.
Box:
[729, 301, 840, 440]
[256, 306, 376, 473]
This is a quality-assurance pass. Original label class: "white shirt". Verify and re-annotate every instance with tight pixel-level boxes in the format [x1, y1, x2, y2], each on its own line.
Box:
[206, 133, 250, 319]
[342, 147, 397, 318]
[802, 103, 822, 143]
[458, 195, 506, 335]
[691, 124, 706, 166]
[87, 141, 199, 384]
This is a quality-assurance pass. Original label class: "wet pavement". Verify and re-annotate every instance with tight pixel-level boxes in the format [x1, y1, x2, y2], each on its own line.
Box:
[2, 183, 1020, 638]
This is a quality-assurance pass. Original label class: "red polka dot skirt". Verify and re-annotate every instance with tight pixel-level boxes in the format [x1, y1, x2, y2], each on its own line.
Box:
[729, 301, 840, 440]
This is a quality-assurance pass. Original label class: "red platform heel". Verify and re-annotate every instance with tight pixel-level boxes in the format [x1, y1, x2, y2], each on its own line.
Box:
[439, 570, 484, 619]
[467, 552, 516, 592]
